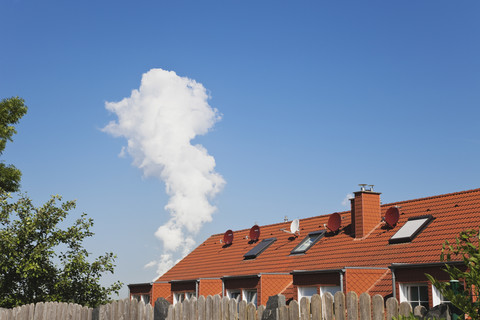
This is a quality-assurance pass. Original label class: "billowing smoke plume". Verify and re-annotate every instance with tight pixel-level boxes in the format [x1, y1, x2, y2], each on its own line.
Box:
[103, 68, 225, 276]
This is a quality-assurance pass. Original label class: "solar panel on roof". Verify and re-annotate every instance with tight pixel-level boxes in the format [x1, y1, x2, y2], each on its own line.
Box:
[243, 237, 276, 259]
[388, 215, 433, 244]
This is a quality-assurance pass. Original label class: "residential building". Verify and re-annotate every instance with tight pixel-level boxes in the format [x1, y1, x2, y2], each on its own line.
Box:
[130, 187, 479, 310]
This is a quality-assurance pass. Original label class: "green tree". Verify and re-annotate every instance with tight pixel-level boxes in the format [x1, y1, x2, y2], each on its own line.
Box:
[0, 97, 28, 192]
[0, 192, 122, 308]
[426, 228, 480, 320]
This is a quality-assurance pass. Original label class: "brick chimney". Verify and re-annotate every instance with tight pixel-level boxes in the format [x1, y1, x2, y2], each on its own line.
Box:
[350, 185, 381, 239]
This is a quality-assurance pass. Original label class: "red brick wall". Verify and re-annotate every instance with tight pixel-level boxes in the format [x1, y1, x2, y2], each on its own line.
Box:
[345, 268, 389, 295]
[260, 274, 293, 306]
[199, 279, 222, 297]
[152, 282, 172, 305]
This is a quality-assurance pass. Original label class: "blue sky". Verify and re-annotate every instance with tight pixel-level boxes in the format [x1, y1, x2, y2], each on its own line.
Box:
[1, 0, 479, 298]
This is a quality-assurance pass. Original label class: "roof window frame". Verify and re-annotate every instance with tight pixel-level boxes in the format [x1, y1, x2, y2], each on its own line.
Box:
[243, 237, 277, 260]
[388, 215, 433, 244]
[290, 230, 326, 255]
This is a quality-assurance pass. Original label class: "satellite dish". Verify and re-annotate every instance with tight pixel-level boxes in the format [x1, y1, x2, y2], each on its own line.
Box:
[249, 225, 260, 241]
[384, 206, 400, 228]
[223, 230, 234, 245]
[290, 219, 300, 234]
[327, 212, 341, 233]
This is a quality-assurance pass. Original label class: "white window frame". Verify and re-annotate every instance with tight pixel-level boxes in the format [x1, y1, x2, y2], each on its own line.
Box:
[432, 284, 449, 306]
[173, 292, 185, 304]
[399, 283, 429, 309]
[131, 294, 141, 302]
[242, 289, 258, 306]
[320, 285, 341, 297]
[227, 289, 241, 302]
[298, 286, 318, 301]
[173, 291, 195, 304]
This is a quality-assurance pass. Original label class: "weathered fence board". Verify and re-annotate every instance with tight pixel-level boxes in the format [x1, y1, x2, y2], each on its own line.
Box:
[0, 292, 450, 320]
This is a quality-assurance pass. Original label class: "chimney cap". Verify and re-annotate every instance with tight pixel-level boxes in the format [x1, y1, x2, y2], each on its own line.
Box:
[358, 184, 376, 192]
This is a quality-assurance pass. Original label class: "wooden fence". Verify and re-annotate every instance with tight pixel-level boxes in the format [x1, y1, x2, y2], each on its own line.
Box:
[0, 292, 427, 320]
[164, 292, 425, 320]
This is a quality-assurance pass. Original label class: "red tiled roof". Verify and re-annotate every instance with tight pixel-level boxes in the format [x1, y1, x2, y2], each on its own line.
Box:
[157, 188, 480, 282]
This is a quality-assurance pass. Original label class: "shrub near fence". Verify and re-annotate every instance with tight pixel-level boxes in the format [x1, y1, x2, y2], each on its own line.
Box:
[0, 291, 422, 320]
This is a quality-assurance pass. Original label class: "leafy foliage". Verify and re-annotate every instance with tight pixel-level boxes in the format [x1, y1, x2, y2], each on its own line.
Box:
[0, 96, 28, 192]
[0, 192, 122, 308]
[426, 228, 480, 320]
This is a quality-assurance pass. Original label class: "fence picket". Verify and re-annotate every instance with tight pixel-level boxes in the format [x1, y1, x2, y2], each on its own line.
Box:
[227, 298, 237, 320]
[334, 292, 346, 320]
[256, 305, 264, 320]
[138, 301, 146, 320]
[288, 300, 299, 320]
[198, 296, 206, 320]
[214, 295, 221, 320]
[398, 302, 412, 317]
[205, 296, 213, 320]
[174, 299, 182, 320]
[278, 305, 288, 320]
[238, 300, 247, 320]
[222, 297, 229, 320]
[346, 292, 358, 320]
[246, 304, 256, 320]
[359, 293, 371, 320]
[34, 302, 44, 320]
[190, 298, 198, 320]
[311, 294, 321, 320]
[299, 297, 309, 320]
[385, 297, 398, 320]
[322, 293, 334, 320]
[167, 305, 175, 320]
[371, 295, 383, 320]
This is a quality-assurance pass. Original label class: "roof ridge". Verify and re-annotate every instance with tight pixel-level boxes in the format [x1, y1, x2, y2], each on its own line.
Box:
[381, 187, 480, 207]
[211, 187, 480, 236]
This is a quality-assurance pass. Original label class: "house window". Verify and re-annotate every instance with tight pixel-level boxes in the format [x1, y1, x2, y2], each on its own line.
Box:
[399, 284, 429, 309]
[291, 230, 326, 254]
[131, 294, 141, 301]
[227, 289, 241, 302]
[174, 291, 195, 304]
[432, 285, 449, 306]
[320, 285, 341, 297]
[298, 286, 317, 301]
[142, 294, 150, 304]
[243, 289, 258, 306]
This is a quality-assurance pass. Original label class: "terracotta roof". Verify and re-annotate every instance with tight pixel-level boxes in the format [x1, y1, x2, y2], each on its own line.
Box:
[157, 188, 480, 282]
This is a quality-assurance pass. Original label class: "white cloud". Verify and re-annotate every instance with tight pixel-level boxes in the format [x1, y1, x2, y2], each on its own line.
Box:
[341, 193, 354, 207]
[104, 68, 225, 277]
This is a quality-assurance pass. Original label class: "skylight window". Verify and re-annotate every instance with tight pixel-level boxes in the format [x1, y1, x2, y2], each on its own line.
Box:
[290, 230, 325, 254]
[389, 215, 433, 244]
[244, 238, 276, 259]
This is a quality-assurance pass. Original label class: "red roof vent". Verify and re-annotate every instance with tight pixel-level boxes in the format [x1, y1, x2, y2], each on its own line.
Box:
[384, 206, 400, 228]
[249, 225, 260, 241]
[223, 230, 234, 245]
[327, 212, 341, 232]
